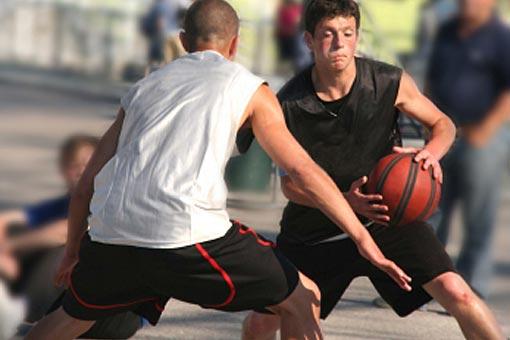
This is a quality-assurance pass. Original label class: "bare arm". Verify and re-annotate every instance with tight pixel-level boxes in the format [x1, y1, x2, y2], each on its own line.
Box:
[242, 85, 412, 290]
[7, 219, 67, 252]
[480, 90, 510, 130]
[65, 108, 125, 257]
[281, 176, 316, 207]
[396, 72, 456, 160]
[462, 90, 510, 146]
[54, 108, 125, 287]
[394, 72, 456, 182]
[281, 175, 390, 225]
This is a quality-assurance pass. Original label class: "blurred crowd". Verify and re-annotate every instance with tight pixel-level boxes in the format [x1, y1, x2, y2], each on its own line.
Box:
[0, 0, 509, 338]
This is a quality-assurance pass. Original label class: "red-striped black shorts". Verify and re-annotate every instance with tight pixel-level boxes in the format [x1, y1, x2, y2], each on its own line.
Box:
[62, 222, 299, 325]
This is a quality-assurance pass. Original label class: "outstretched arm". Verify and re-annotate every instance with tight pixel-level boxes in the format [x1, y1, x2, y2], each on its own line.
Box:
[55, 108, 125, 287]
[242, 85, 412, 291]
[7, 219, 67, 252]
[65, 108, 125, 256]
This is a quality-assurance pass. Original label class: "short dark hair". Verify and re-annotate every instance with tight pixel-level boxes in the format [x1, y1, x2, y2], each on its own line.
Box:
[59, 134, 99, 167]
[183, 0, 239, 51]
[304, 0, 360, 35]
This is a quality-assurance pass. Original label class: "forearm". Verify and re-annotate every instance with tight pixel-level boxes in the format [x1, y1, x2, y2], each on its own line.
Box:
[8, 220, 67, 252]
[288, 163, 369, 243]
[424, 115, 456, 160]
[281, 179, 317, 207]
[64, 108, 124, 256]
[479, 91, 510, 131]
[282, 178, 353, 210]
[65, 190, 92, 256]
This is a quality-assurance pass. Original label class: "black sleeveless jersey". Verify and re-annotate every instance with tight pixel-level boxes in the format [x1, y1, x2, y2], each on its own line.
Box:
[278, 57, 403, 244]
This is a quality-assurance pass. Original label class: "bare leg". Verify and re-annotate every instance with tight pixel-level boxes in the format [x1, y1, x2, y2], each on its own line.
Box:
[265, 272, 322, 340]
[242, 312, 280, 340]
[25, 307, 95, 340]
[423, 272, 504, 340]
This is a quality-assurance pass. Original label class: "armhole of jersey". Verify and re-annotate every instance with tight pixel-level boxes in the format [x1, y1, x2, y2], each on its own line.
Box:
[392, 68, 404, 107]
[229, 67, 266, 132]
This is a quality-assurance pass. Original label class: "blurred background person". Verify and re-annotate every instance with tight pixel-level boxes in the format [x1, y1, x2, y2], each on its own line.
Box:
[426, 0, 510, 298]
[0, 135, 146, 338]
[141, 0, 192, 74]
[0, 135, 98, 322]
[416, 0, 457, 61]
[0, 0, 509, 337]
[275, 0, 311, 74]
[0, 245, 24, 339]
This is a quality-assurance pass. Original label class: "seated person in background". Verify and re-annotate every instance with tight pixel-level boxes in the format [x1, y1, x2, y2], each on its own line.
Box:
[0, 135, 144, 339]
[0, 134, 99, 321]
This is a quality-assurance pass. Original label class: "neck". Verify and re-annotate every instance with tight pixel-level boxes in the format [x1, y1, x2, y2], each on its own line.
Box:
[312, 58, 356, 101]
[459, 11, 493, 37]
[193, 44, 230, 59]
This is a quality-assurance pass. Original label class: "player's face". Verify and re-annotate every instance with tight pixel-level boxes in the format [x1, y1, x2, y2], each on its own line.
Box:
[305, 15, 358, 72]
[61, 145, 95, 191]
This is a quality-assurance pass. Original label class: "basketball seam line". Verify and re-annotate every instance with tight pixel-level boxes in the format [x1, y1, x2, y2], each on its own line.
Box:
[416, 167, 436, 221]
[393, 160, 418, 226]
[375, 153, 409, 193]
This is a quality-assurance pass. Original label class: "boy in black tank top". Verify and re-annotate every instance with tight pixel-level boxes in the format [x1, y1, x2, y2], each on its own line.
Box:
[243, 1, 504, 339]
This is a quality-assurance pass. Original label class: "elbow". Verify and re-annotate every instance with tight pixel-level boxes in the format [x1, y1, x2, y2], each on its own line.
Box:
[444, 115, 456, 132]
[280, 180, 294, 201]
[433, 115, 456, 139]
[444, 115, 456, 140]
[286, 162, 314, 185]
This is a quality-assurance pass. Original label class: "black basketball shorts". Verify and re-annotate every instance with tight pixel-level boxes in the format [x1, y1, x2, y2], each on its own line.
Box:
[277, 221, 455, 318]
[62, 221, 299, 325]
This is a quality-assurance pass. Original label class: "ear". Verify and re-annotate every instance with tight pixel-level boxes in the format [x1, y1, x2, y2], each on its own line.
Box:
[227, 35, 239, 60]
[304, 31, 314, 51]
[179, 31, 190, 52]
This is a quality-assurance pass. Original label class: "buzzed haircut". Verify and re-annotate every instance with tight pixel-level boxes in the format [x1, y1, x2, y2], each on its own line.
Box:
[59, 134, 99, 167]
[183, 0, 240, 51]
[304, 0, 360, 35]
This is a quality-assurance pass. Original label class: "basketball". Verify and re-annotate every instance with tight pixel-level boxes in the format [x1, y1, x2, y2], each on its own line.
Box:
[365, 153, 441, 227]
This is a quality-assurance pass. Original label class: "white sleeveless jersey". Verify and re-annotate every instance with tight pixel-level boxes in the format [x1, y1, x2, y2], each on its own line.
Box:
[88, 50, 264, 248]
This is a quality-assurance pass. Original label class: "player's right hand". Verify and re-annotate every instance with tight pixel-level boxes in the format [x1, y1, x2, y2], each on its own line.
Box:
[356, 237, 412, 292]
[345, 176, 390, 225]
[54, 250, 79, 288]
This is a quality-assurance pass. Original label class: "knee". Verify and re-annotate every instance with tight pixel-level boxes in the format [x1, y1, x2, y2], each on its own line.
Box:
[436, 273, 477, 309]
[278, 273, 321, 315]
[299, 273, 321, 302]
[243, 312, 280, 340]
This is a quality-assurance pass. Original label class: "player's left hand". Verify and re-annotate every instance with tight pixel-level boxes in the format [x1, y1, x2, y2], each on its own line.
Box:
[393, 146, 443, 184]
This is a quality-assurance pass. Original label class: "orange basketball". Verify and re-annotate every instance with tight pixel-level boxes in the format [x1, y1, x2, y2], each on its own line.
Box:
[365, 153, 441, 226]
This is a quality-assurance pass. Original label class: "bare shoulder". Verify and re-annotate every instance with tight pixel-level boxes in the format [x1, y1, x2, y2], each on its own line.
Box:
[395, 71, 421, 106]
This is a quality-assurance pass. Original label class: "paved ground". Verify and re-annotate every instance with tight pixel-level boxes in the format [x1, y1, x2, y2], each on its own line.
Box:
[0, 80, 508, 339]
